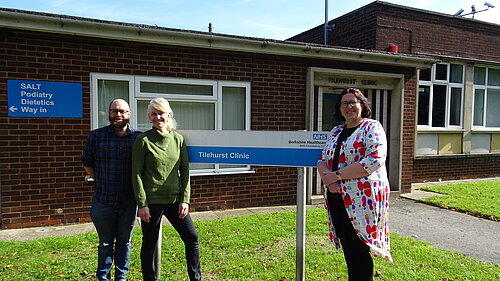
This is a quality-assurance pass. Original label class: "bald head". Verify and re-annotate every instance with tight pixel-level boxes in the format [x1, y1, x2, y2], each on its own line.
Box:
[109, 99, 130, 111]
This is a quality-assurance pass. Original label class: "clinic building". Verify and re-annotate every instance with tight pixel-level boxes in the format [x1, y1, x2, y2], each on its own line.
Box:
[1, 2, 496, 229]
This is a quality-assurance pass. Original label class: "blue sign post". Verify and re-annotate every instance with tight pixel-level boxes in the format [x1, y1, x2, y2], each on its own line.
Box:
[8, 80, 82, 118]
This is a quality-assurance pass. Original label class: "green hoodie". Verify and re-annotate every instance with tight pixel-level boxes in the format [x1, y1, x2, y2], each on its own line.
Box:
[131, 129, 190, 207]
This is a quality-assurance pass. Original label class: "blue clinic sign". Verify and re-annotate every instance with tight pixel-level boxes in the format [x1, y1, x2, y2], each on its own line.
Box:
[179, 130, 331, 167]
[8, 80, 82, 118]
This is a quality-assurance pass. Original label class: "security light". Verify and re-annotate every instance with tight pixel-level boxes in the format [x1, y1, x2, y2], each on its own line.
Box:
[484, 2, 495, 8]
[454, 8, 464, 16]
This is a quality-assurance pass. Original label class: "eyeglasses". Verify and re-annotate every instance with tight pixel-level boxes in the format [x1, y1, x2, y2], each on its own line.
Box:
[109, 109, 130, 115]
[340, 100, 360, 108]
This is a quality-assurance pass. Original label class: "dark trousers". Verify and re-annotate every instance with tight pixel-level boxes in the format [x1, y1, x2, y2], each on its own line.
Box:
[140, 204, 202, 281]
[327, 191, 373, 281]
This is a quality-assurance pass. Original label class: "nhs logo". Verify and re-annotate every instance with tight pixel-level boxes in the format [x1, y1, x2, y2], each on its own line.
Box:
[312, 134, 328, 140]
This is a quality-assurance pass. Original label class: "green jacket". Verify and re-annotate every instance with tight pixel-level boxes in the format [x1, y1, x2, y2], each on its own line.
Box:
[131, 129, 190, 207]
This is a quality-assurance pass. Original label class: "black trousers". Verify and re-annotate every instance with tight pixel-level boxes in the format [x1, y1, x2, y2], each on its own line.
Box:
[327, 191, 373, 281]
[140, 204, 202, 281]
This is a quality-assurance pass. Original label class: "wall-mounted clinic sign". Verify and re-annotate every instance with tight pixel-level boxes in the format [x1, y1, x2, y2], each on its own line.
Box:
[179, 130, 330, 167]
[314, 73, 396, 90]
[7, 80, 82, 118]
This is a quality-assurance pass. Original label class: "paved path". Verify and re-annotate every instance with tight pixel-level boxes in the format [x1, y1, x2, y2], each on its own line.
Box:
[391, 196, 500, 265]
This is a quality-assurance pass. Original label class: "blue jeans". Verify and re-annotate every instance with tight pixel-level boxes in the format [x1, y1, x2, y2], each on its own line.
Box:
[91, 200, 137, 281]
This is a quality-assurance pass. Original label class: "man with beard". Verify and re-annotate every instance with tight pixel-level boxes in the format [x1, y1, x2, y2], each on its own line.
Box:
[82, 99, 142, 281]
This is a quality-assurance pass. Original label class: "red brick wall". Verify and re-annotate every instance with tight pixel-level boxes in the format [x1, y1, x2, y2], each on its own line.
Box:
[288, 4, 378, 49]
[374, 4, 500, 59]
[413, 155, 500, 182]
[0, 29, 307, 229]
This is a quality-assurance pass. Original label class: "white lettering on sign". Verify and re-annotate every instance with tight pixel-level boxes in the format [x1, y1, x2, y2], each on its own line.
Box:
[20, 83, 42, 90]
[230, 152, 250, 159]
[20, 91, 53, 99]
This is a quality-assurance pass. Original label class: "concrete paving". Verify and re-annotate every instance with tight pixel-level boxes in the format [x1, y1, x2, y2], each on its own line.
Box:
[1, 178, 499, 265]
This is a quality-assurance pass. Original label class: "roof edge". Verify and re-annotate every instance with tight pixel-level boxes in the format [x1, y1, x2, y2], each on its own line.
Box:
[0, 7, 437, 68]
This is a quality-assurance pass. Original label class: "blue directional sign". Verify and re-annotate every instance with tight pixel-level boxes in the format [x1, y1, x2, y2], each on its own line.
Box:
[8, 80, 82, 118]
[180, 130, 330, 167]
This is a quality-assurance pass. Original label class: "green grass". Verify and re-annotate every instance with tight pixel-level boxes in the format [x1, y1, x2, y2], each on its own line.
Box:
[419, 180, 500, 221]
[0, 209, 498, 280]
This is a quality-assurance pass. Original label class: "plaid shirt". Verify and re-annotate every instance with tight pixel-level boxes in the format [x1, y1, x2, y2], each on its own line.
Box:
[82, 125, 141, 205]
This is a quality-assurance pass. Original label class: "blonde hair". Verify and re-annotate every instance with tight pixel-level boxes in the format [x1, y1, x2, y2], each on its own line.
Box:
[148, 97, 177, 131]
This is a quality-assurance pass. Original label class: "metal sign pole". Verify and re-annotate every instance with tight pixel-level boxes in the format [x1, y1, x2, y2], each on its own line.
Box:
[296, 167, 306, 281]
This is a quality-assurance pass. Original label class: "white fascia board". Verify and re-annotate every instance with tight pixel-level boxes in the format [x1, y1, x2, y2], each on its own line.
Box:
[0, 9, 437, 68]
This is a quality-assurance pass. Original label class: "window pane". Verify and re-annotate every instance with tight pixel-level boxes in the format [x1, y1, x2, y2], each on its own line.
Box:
[418, 86, 430, 125]
[435, 64, 447, 81]
[432, 85, 446, 127]
[136, 100, 151, 131]
[473, 89, 485, 126]
[449, 87, 461, 126]
[487, 69, 500, 86]
[486, 89, 500, 127]
[220, 86, 247, 169]
[170, 101, 216, 170]
[419, 68, 431, 81]
[450, 64, 463, 83]
[170, 101, 215, 130]
[474, 67, 486, 85]
[97, 80, 129, 128]
[140, 82, 213, 96]
[222, 86, 246, 130]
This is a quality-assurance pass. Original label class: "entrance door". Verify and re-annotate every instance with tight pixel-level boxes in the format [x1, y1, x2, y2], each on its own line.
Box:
[312, 87, 392, 195]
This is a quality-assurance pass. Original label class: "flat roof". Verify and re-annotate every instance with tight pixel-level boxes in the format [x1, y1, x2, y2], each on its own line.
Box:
[0, 7, 436, 68]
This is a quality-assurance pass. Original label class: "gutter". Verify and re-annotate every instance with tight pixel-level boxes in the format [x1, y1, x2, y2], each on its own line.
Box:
[0, 8, 437, 68]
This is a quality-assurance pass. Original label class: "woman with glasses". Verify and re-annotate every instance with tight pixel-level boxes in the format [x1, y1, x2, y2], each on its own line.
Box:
[132, 97, 202, 281]
[317, 87, 392, 280]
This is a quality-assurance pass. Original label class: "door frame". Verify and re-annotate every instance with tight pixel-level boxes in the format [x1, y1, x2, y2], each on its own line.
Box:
[306, 67, 405, 198]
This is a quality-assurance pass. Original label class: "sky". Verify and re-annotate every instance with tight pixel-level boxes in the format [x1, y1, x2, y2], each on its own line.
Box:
[2, 0, 499, 40]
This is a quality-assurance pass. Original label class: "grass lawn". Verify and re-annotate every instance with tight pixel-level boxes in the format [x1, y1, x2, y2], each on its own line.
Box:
[0, 208, 498, 280]
[418, 180, 500, 221]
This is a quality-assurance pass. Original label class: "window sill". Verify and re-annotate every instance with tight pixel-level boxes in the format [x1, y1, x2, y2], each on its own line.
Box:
[190, 169, 256, 177]
[417, 128, 465, 133]
[415, 152, 500, 160]
[471, 128, 500, 133]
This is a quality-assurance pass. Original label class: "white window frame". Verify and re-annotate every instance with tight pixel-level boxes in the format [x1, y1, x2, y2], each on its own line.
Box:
[417, 63, 464, 131]
[472, 66, 500, 131]
[91, 73, 253, 175]
[90, 73, 134, 130]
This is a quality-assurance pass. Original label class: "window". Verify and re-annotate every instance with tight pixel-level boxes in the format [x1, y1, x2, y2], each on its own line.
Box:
[418, 63, 464, 129]
[473, 67, 500, 128]
[91, 74, 251, 174]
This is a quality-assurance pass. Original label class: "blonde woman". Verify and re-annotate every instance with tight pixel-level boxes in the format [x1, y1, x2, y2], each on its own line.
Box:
[132, 98, 201, 281]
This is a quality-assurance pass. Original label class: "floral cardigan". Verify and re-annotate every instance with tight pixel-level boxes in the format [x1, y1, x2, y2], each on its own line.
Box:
[321, 118, 392, 262]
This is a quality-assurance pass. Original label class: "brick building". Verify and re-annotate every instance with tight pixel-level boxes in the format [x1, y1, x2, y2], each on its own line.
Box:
[0, 7, 435, 229]
[290, 1, 500, 183]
